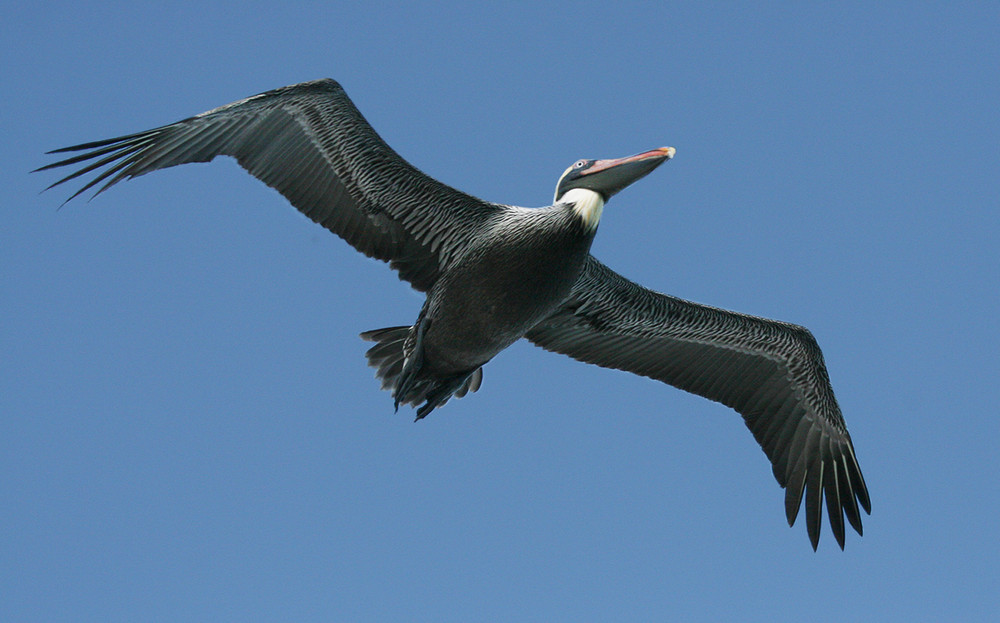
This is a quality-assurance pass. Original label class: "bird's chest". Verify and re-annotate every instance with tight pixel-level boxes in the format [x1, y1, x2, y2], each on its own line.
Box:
[425, 227, 593, 366]
[466, 240, 584, 313]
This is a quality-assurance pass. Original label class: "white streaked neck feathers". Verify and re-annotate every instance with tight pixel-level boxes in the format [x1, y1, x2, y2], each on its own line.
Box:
[558, 188, 605, 231]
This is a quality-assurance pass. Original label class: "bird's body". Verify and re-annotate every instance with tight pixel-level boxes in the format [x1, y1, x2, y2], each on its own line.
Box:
[427, 204, 596, 368]
[38, 78, 870, 549]
[364, 201, 599, 415]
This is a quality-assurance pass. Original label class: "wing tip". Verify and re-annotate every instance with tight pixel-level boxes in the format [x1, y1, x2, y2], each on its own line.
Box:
[783, 452, 870, 550]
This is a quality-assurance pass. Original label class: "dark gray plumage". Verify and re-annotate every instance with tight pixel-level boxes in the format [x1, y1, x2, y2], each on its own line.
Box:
[37, 78, 869, 550]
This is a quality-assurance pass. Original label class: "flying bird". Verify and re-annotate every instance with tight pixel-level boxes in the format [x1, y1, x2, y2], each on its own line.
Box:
[37, 79, 869, 550]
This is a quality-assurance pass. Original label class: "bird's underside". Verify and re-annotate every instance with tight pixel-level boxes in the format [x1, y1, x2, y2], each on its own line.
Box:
[36, 78, 870, 550]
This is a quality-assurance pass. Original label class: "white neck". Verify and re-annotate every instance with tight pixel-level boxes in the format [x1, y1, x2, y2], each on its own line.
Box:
[558, 188, 605, 231]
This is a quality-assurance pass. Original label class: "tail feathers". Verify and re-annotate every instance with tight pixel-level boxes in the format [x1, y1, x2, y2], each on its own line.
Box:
[360, 326, 410, 391]
[360, 326, 483, 417]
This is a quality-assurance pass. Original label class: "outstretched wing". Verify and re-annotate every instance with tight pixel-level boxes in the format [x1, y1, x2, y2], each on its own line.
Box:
[36, 79, 500, 291]
[527, 256, 870, 550]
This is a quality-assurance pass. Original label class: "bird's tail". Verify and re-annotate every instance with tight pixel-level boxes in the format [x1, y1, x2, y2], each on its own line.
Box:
[360, 326, 483, 419]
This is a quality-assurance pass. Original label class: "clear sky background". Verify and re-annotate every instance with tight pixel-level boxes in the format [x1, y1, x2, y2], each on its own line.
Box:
[4, 2, 998, 621]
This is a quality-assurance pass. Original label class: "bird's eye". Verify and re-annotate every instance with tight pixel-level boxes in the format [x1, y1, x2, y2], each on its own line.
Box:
[574, 160, 587, 169]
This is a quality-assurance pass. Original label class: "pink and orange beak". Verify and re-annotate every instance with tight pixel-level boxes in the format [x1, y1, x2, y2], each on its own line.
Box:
[557, 147, 675, 201]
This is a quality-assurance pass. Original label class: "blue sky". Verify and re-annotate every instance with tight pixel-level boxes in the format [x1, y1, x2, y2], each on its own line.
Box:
[3, 2, 998, 621]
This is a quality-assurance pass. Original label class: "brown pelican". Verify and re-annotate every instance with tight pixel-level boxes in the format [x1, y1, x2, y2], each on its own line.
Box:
[37, 79, 869, 550]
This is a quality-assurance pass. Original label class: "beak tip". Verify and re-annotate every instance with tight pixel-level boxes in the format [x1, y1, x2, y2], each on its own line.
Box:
[663, 146, 676, 159]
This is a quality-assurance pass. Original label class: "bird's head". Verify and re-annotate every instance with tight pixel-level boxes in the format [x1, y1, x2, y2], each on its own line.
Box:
[554, 147, 675, 231]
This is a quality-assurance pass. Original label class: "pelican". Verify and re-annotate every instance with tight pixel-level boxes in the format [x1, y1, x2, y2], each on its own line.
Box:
[37, 79, 869, 549]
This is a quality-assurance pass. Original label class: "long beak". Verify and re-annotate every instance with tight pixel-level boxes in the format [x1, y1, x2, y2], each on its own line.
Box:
[580, 147, 675, 198]
[584, 147, 675, 176]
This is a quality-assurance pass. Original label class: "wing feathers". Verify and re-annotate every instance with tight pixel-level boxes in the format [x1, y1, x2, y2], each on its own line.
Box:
[528, 256, 869, 548]
[36, 79, 500, 292]
[824, 435, 846, 549]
